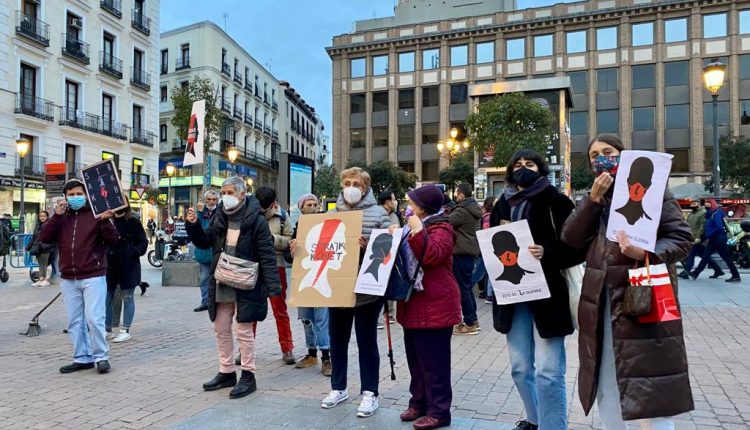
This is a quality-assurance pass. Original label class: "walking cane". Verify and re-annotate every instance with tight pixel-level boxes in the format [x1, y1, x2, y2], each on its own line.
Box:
[384, 307, 396, 380]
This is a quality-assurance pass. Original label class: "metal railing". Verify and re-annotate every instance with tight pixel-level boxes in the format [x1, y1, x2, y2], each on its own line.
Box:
[254, 119, 263, 131]
[221, 98, 232, 112]
[100, 0, 122, 18]
[15, 154, 47, 177]
[131, 128, 156, 147]
[15, 11, 49, 46]
[62, 33, 89, 64]
[272, 100, 278, 111]
[59, 107, 128, 140]
[272, 130, 279, 140]
[160, 63, 168, 75]
[99, 51, 123, 79]
[254, 85, 261, 100]
[67, 162, 83, 179]
[101, 119, 129, 140]
[244, 80, 253, 92]
[175, 56, 190, 70]
[131, 10, 150, 35]
[263, 93, 270, 105]
[221, 62, 231, 76]
[14, 93, 54, 122]
[220, 123, 235, 144]
[234, 107, 243, 119]
[131, 67, 150, 90]
[263, 125, 271, 135]
[244, 114, 253, 125]
[234, 71, 243, 84]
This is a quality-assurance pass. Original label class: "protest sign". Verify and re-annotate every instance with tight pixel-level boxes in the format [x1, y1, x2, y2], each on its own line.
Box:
[182, 100, 205, 166]
[80, 159, 127, 217]
[44, 163, 67, 197]
[288, 211, 363, 308]
[478, 219, 549, 305]
[354, 228, 403, 296]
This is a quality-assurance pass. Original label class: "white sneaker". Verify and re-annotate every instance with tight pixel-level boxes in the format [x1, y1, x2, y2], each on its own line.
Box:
[321, 389, 349, 409]
[112, 329, 131, 343]
[106, 331, 115, 339]
[37, 280, 50, 287]
[356, 391, 379, 418]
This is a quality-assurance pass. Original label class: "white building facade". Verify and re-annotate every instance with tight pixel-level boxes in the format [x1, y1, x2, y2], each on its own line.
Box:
[279, 81, 325, 169]
[0, 0, 161, 227]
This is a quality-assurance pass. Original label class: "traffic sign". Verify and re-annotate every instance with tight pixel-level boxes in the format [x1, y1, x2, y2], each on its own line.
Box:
[135, 187, 146, 199]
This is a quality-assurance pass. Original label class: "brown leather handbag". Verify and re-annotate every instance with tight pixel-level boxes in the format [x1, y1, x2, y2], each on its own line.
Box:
[623, 254, 653, 317]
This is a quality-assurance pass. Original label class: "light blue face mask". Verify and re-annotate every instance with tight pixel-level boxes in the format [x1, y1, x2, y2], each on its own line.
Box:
[67, 195, 87, 210]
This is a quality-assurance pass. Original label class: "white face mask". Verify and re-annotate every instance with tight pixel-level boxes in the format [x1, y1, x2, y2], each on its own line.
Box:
[222, 195, 240, 210]
[343, 186, 362, 205]
[206, 203, 217, 210]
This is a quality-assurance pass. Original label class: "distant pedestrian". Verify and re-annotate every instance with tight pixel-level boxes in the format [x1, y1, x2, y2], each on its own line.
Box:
[185, 177, 280, 399]
[678, 198, 722, 279]
[690, 199, 741, 282]
[40, 179, 119, 374]
[26, 211, 55, 287]
[193, 190, 220, 312]
[450, 183, 482, 335]
[474, 196, 497, 303]
[377, 190, 401, 328]
[562, 135, 694, 429]
[395, 184, 461, 430]
[147, 217, 157, 244]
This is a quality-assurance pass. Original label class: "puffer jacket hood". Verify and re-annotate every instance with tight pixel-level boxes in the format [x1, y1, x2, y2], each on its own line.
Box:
[334, 187, 392, 239]
[449, 197, 482, 256]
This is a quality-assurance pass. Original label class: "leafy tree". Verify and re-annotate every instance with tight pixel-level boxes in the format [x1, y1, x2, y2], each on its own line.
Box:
[439, 152, 475, 193]
[313, 165, 341, 199]
[465, 92, 556, 168]
[704, 135, 750, 195]
[170, 75, 222, 156]
[571, 160, 595, 191]
[345, 160, 416, 198]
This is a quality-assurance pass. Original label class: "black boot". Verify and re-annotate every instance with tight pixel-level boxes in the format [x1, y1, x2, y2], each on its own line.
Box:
[203, 372, 236, 391]
[229, 370, 257, 399]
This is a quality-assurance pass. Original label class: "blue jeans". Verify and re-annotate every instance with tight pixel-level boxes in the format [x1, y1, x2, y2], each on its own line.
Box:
[60, 276, 109, 363]
[682, 243, 721, 274]
[298, 307, 330, 350]
[506, 303, 567, 430]
[453, 255, 478, 325]
[198, 262, 212, 306]
[106, 288, 135, 329]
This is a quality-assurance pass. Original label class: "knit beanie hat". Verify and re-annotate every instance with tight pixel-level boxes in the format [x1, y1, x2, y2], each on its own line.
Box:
[407, 185, 444, 215]
[297, 193, 318, 210]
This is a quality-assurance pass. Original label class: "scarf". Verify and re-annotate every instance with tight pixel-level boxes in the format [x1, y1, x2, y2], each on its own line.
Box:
[503, 177, 550, 221]
[401, 209, 444, 291]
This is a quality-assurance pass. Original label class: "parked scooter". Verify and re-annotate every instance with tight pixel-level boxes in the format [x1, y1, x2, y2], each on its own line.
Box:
[729, 220, 750, 269]
[147, 230, 191, 267]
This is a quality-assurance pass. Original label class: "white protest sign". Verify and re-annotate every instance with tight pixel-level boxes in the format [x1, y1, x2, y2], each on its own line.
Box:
[477, 219, 549, 305]
[606, 150, 673, 252]
[183, 99, 205, 166]
[354, 228, 403, 296]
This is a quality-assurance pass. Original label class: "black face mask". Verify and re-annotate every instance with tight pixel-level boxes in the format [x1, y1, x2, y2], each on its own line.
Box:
[690, 206, 699, 212]
[512, 167, 539, 188]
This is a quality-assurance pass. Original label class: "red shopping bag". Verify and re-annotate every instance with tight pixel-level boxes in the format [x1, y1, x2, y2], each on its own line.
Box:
[628, 261, 681, 323]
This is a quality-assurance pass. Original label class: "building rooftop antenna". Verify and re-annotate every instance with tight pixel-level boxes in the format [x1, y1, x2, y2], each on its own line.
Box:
[222, 12, 228, 32]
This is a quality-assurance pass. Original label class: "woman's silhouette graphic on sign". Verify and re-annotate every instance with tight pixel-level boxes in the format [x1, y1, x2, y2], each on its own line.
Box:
[615, 156, 654, 225]
[363, 232, 394, 281]
[492, 230, 534, 285]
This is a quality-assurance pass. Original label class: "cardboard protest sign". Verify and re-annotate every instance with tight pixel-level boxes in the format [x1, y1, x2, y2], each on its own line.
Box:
[288, 211, 363, 308]
[606, 150, 673, 252]
[477, 220, 549, 305]
[182, 100, 205, 166]
[354, 228, 403, 296]
[81, 159, 127, 217]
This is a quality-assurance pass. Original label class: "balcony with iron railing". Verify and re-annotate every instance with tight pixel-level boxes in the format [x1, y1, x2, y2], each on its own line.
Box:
[263, 93, 270, 106]
[99, 51, 123, 79]
[254, 119, 263, 131]
[172, 138, 186, 151]
[14, 93, 54, 122]
[244, 114, 253, 125]
[131, 67, 150, 90]
[131, 9, 150, 35]
[221, 98, 232, 113]
[62, 33, 89, 64]
[16, 154, 47, 178]
[15, 11, 49, 47]
[100, 0, 122, 18]
[131, 128, 156, 147]
[272, 130, 279, 141]
[272, 100, 278, 111]
[244, 80, 253, 93]
[263, 125, 271, 136]
[59, 107, 128, 140]
[254, 85, 261, 100]
[241, 148, 278, 170]
[221, 62, 231, 77]
[234, 106, 243, 120]
[234, 71, 243, 85]
[220, 123, 235, 145]
[66, 162, 83, 179]
[175, 56, 190, 70]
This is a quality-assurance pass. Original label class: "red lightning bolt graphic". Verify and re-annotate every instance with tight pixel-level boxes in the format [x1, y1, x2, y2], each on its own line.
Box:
[310, 219, 343, 287]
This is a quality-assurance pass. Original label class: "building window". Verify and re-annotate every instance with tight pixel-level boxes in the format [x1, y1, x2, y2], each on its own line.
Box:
[102, 151, 119, 169]
[373, 127, 388, 148]
[350, 129, 365, 148]
[160, 85, 167, 102]
[399, 162, 415, 173]
[506, 38, 525, 60]
[664, 61, 689, 86]
[741, 10, 750, 35]
[703, 101, 729, 127]
[665, 104, 689, 129]
[597, 109, 619, 133]
[399, 89, 414, 109]
[632, 107, 654, 131]
[597, 68, 618, 92]
[450, 84, 467, 104]
[350, 94, 366, 114]
[740, 100, 750, 124]
[133, 105, 143, 132]
[569, 71, 587, 94]
[181, 44, 190, 61]
[160, 49, 168, 74]
[569, 111, 588, 135]
[399, 52, 415, 73]
[372, 92, 388, 112]
[566, 30, 587, 53]
[422, 86, 439, 107]
[159, 124, 167, 142]
[373, 55, 388, 75]
[422, 161, 439, 181]
[667, 149, 689, 173]
[703, 13, 727, 38]
[533, 34, 553, 57]
[20, 63, 36, 99]
[351, 58, 365, 78]
[740, 55, 750, 80]
[596, 27, 617, 50]
[664, 18, 687, 43]
[476, 41, 494, 63]
[65, 80, 79, 119]
[631, 22, 653, 46]
[132, 158, 143, 175]
[632, 64, 655, 89]
[450, 45, 468, 66]
[422, 123, 439, 144]
[398, 125, 414, 146]
[422, 48, 440, 70]
[102, 94, 113, 131]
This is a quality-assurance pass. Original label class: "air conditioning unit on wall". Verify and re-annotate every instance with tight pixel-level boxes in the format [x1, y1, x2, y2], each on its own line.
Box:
[69, 18, 82, 29]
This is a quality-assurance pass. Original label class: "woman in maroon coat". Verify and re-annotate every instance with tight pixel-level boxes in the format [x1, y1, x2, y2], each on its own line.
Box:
[395, 184, 461, 430]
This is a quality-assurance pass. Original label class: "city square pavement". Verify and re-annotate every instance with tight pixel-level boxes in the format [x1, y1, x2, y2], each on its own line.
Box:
[0, 256, 749, 430]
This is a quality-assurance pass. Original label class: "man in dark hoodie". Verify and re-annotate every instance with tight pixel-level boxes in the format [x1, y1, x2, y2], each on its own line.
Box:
[449, 183, 482, 335]
[40, 179, 120, 374]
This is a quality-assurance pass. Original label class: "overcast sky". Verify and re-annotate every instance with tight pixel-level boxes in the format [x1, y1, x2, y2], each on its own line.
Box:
[160, 0, 573, 137]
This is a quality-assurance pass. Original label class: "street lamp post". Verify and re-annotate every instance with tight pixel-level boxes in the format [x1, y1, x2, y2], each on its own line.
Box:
[436, 127, 469, 164]
[703, 58, 726, 201]
[246, 177, 254, 193]
[227, 146, 239, 176]
[165, 163, 175, 218]
[16, 138, 30, 233]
